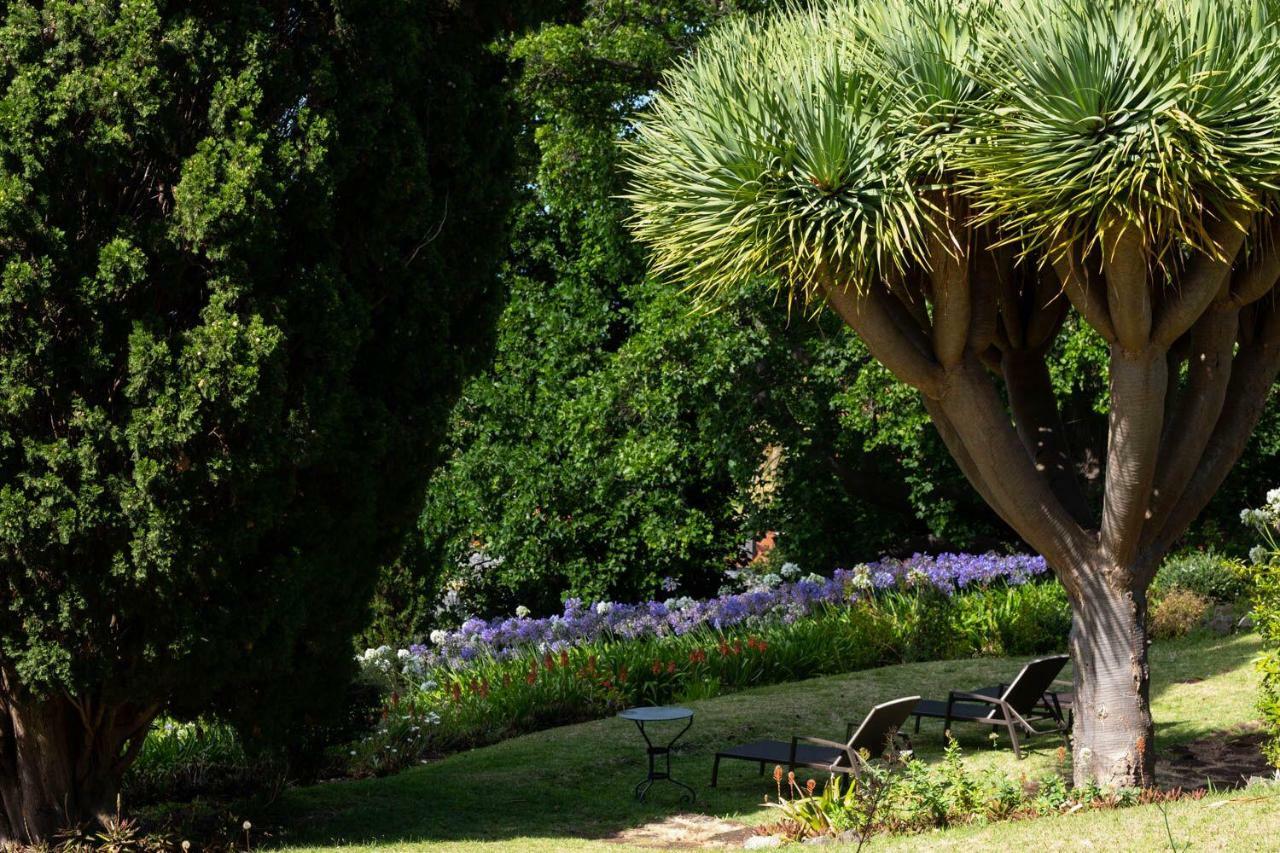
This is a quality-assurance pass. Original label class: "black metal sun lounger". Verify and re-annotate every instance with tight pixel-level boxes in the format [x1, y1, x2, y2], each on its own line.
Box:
[711, 695, 920, 786]
[909, 654, 1070, 759]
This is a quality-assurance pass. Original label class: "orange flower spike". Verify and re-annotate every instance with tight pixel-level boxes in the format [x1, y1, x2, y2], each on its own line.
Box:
[806, 778, 816, 795]
[667, 661, 677, 674]
[652, 661, 663, 675]
[773, 765, 784, 783]
[543, 653, 555, 671]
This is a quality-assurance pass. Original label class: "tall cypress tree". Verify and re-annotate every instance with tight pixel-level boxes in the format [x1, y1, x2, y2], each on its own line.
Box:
[0, 0, 521, 839]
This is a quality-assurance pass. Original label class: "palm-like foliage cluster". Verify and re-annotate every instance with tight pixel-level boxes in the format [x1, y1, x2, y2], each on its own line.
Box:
[624, 0, 1280, 300]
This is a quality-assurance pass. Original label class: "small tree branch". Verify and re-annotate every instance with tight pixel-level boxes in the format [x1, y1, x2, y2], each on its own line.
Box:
[822, 282, 944, 396]
[1152, 208, 1249, 346]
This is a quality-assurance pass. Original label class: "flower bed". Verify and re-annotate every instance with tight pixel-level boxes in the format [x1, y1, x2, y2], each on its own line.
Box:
[369, 553, 1048, 676]
[346, 553, 1064, 775]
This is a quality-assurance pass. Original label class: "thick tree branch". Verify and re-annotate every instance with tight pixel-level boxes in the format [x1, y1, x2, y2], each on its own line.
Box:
[968, 244, 1003, 353]
[1099, 347, 1167, 571]
[1142, 298, 1280, 565]
[923, 399, 1021, 533]
[1053, 240, 1118, 344]
[1152, 208, 1249, 346]
[1101, 220, 1152, 352]
[1002, 349, 1094, 528]
[1025, 266, 1069, 351]
[1224, 215, 1280, 309]
[933, 358, 1097, 595]
[822, 282, 943, 396]
[927, 196, 971, 368]
[1145, 306, 1238, 534]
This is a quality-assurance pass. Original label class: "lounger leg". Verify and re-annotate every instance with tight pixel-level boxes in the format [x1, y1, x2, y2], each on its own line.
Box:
[914, 714, 921, 734]
[712, 755, 721, 788]
[759, 761, 765, 776]
[1007, 720, 1022, 760]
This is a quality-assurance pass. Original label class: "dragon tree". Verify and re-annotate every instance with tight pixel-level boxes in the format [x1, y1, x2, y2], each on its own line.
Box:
[624, 0, 1280, 787]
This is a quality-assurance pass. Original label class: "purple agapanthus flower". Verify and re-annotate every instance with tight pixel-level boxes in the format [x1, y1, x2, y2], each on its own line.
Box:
[402, 552, 1048, 673]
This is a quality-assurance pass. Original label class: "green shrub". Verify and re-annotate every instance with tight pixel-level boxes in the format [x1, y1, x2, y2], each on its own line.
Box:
[1242, 489, 1280, 767]
[1148, 588, 1212, 640]
[767, 739, 1186, 842]
[124, 720, 283, 806]
[1154, 550, 1252, 603]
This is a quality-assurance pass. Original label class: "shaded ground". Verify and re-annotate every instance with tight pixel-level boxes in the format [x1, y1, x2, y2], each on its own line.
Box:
[1156, 723, 1274, 791]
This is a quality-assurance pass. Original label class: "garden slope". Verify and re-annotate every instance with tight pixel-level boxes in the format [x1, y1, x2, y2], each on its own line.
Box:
[270, 632, 1266, 851]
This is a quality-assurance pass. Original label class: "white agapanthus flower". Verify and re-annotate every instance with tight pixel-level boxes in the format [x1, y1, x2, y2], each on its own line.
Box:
[780, 562, 801, 578]
[850, 565, 874, 590]
[429, 629, 448, 645]
[595, 601, 613, 615]
[515, 605, 531, 618]
[1252, 545, 1271, 565]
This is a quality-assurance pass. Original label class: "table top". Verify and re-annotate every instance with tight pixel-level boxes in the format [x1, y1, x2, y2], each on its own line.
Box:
[619, 705, 693, 722]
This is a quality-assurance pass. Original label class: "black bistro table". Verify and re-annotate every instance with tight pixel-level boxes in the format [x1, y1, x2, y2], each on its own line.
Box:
[618, 706, 695, 803]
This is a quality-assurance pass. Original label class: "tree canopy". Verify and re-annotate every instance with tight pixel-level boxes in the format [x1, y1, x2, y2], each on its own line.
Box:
[0, 0, 523, 839]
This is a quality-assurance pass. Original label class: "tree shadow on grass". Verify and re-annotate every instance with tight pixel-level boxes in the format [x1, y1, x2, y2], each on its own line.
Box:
[264, 633, 1263, 848]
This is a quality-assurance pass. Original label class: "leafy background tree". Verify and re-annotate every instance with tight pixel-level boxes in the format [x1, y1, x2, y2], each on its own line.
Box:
[376, 0, 1280, 641]
[0, 0, 528, 840]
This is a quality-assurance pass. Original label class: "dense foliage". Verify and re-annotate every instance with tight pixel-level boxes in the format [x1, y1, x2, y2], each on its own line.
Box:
[0, 0, 524, 829]
[378, 0, 1280, 643]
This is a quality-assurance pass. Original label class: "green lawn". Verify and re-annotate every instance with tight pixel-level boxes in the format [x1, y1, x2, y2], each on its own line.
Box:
[266, 632, 1274, 851]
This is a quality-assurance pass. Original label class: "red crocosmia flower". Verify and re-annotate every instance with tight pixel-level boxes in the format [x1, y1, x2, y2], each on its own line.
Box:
[560, 650, 570, 668]
[718, 641, 730, 657]
[667, 661, 677, 674]
[651, 661, 663, 675]
[756, 640, 768, 652]
[450, 683, 462, 703]
[732, 639, 742, 655]
[525, 669, 537, 685]
[390, 691, 400, 707]
[543, 653, 555, 671]
[618, 666, 629, 684]
[601, 679, 613, 690]
[479, 680, 491, 698]
[503, 673, 512, 688]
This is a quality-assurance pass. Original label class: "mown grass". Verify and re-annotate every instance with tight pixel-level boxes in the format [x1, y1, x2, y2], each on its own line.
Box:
[265, 631, 1268, 851]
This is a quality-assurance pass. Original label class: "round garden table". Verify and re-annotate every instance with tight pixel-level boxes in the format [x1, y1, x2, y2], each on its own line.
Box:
[618, 706, 696, 803]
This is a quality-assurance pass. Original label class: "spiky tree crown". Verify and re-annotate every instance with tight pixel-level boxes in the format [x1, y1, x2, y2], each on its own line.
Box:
[624, 0, 1280, 302]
